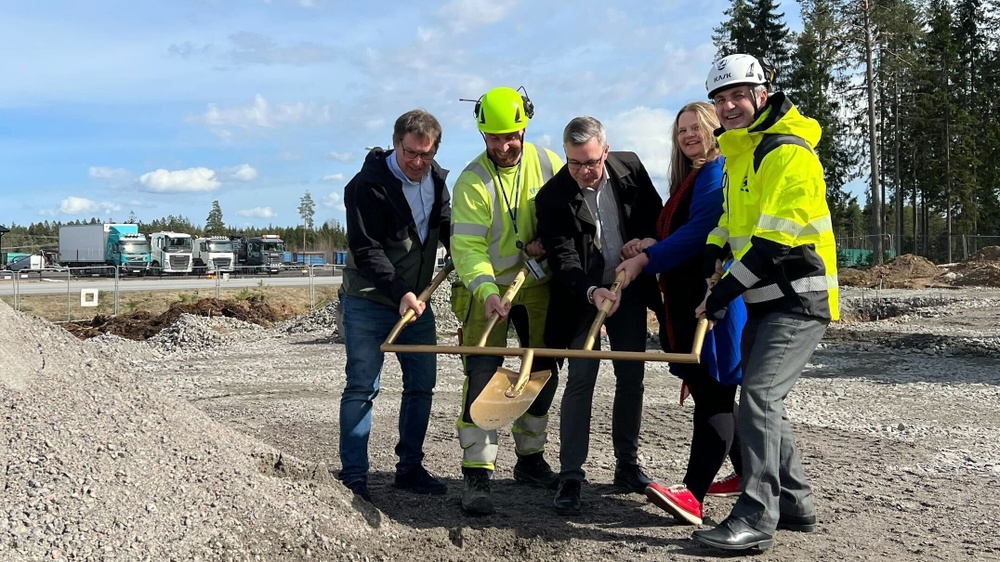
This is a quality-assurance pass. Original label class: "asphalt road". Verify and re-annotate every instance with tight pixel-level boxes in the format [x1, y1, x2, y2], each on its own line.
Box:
[0, 270, 342, 296]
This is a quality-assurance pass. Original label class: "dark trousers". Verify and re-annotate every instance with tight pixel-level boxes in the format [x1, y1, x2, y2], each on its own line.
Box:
[731, 311, 828, 533]
[559, 288, 647, 482]
[673, 363, 742, 501]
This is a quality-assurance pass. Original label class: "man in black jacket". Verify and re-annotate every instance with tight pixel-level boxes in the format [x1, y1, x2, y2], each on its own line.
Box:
[337, 109, 451, 503]
[536, 116, 663, 515]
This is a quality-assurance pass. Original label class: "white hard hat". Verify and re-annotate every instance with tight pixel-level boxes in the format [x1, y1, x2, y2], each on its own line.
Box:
[706, 54, 769, 99]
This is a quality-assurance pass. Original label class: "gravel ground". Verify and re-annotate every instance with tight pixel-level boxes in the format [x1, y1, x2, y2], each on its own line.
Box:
[3, 283, 1000, 561]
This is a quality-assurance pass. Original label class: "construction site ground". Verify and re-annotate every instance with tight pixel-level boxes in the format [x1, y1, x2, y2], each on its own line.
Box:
[3, 253, 1000, 561]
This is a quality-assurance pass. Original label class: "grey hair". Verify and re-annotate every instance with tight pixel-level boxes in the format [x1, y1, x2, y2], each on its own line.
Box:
[562, 116, 607, 147]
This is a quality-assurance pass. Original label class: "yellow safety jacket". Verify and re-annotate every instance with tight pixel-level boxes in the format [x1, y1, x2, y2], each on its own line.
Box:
[451, 142, 563, 303]
[705, 92, 839, 321]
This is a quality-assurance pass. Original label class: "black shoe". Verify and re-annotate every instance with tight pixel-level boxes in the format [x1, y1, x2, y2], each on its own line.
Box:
[343, 479, 372, 503]
[513, 453, 559, 490]
[613, 464, 653, 493]
[461, 470, 494, 516]
[393, 465, 447, 495]
[553, 480, 582, 516]
[692, 517, 774, 551]
[778, 513, 817, 532]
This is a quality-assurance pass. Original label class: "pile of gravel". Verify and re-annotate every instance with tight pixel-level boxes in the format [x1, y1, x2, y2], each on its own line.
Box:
[0, 302, 397, 560]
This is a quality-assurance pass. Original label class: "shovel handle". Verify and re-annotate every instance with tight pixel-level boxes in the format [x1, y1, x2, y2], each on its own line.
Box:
[385, 261, 454, 345]
[505, 348, 535, 398]
[583, 270, 626, 351]
[476, 266, 529, 347]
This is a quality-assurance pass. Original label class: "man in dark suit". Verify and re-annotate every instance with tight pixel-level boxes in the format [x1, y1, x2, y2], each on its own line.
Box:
[536, 116, 663, 515]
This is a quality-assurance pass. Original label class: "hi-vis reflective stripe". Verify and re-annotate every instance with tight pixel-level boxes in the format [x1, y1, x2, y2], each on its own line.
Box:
[461, 144, 555, 277]
[468, 273, 496, 293]
[743, 274, 839, 304]
[453, 223, 489, 237]
[728, 259, 760, 288]
[709, 226, 729, 242]
[756, 213, 833, 238]
[730, 235, 751, 253]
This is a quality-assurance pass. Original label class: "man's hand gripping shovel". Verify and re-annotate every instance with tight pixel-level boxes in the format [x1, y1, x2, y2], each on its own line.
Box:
[582, 270, 627, 351]
[469, 265, 551, 431]
[384, 261, 454, 345]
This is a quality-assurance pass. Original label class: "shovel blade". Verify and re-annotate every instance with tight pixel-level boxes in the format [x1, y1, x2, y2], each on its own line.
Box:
[470, 368, 551, 431]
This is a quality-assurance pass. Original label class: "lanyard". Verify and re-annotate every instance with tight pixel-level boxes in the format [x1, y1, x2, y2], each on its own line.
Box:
[492, 159, 524, 249]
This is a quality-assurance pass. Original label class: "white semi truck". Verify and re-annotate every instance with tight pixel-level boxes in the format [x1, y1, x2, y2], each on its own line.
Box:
[149, 231, 194, 274]
[192, 236, 236, 274]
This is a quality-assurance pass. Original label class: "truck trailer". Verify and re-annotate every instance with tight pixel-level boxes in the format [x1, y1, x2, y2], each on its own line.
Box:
[58, 223, 150, 275]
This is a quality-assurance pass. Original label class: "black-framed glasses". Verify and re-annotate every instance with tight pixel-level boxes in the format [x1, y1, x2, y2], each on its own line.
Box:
[566, 155, 604, 171]
[399, 145, 436, 162]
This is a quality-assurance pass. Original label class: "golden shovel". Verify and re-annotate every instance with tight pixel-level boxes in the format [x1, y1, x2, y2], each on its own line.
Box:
[384, 261, 454, 345]
[582, 270, 627, 351]
[469, 267, 552, 430]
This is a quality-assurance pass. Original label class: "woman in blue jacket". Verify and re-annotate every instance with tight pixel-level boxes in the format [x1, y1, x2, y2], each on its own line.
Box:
[617, 101, 745, 525]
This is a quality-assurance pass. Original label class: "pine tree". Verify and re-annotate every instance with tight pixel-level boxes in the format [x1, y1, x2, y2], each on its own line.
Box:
[298, 191, 316, 250]
[713, 0, 755, 57]
[785, 0, 858, 236]
[205, 201, 225, 235]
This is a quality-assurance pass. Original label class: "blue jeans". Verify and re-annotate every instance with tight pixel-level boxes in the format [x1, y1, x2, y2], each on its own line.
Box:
[338, 294, 437, 484]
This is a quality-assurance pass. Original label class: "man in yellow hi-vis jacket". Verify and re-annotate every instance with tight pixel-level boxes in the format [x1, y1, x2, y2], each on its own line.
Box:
[693, 54, 839, 552]
[450, 86, 563, 516]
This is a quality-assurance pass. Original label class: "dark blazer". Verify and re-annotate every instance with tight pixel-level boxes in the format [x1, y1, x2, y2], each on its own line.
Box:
[536, 151, 663, 349]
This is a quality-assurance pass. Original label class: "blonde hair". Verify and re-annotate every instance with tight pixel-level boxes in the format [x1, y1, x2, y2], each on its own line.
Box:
[668, 102, 721, 194]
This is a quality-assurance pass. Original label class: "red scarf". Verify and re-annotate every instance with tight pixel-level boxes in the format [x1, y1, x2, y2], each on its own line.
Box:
[656, 168, 700, 350]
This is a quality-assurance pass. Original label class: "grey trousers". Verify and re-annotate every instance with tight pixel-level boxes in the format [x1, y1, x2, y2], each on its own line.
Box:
[558, 289, 647, 482]
[730, 311, 828, 533]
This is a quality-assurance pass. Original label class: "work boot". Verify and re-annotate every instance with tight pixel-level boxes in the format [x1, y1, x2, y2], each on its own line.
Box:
[393, 465, 447, 495]
[461, 469, 494, 516]
[613, 463, 653, 493]
[513, 452, 559, 490]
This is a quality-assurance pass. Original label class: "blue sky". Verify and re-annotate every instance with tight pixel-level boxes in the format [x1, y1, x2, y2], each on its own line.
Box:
[1, 0, 806, 230]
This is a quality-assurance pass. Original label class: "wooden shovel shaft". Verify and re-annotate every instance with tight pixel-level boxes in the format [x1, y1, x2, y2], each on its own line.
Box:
[475, 266, 529, 347]
[384, 262, 454, 345]
[583, 270, 627, 351]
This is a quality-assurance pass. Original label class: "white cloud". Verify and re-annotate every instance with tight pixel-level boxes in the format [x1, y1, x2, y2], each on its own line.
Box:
[438, 0, 524, 33]
[220, 164, 259, 182]
[322, 172, 344, 182]
[324, 192, 346, 211]
[298, 0, 317, 7]
[536, 134, 552, 148]
[55, 196, 121, 215]
[139, 167, 221, 193]
[326, 150, 353, 162]
[237, 206, 276, 218]
[605, 106, 676, 184]
[88, 166, 130, 181]
[190, 94, 332, 131]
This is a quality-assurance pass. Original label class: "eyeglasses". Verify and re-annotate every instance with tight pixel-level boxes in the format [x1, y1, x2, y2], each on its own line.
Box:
[399, 145, 436, 162]
[566, 155, 604, 171]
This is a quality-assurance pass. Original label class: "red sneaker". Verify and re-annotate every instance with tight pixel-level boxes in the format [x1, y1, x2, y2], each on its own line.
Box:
[645, 483, 703, 525]
[706, 472, 741, 497]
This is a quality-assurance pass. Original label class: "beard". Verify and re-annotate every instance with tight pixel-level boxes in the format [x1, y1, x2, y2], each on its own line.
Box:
[488, 145, 522, 168]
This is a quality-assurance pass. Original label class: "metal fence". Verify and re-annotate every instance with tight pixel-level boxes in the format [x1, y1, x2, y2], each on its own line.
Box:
[0, 263, 342, 323]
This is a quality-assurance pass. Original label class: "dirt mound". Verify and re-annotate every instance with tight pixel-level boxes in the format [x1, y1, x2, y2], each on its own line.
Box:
[966, 245, 1000, 262]
[837, 254, 940, 289]
[0, 300, 388, 560]
[64, 295, 288, 341]
[934, 246, 1000, 286]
